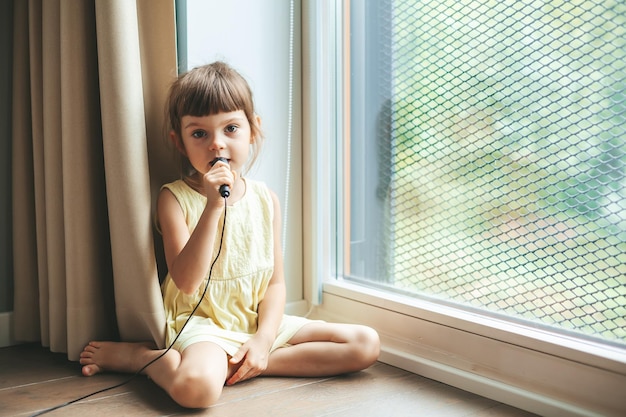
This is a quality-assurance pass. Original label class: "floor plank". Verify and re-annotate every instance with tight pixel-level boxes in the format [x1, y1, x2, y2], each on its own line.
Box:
[0, 344, 539, 417]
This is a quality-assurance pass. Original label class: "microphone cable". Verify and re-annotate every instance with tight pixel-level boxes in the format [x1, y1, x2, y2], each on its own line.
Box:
[30, 196, 229, 417]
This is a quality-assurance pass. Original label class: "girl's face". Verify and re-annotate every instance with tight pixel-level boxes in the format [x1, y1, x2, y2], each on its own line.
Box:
[176, 110, 254, 175]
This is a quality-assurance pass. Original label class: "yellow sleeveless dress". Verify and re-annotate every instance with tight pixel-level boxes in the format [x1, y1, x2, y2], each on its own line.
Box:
[160, 178, 313, 356]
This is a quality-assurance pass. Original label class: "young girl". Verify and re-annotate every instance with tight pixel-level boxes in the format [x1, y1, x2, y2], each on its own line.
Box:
[80, 62, 380, 408]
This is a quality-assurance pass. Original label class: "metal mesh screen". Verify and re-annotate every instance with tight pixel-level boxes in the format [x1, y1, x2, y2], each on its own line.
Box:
[358, 0, 625, 345]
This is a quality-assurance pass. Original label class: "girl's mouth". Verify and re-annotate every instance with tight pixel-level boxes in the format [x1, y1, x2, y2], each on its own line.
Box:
[210, 157, 229, 167]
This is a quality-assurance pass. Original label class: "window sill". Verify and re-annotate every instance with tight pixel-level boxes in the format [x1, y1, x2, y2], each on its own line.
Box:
[310, 279, 626, 417]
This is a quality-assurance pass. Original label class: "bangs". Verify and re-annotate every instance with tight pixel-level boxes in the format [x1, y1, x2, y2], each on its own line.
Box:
[181, 73, 250, 117]
[169, 63, 255, 132]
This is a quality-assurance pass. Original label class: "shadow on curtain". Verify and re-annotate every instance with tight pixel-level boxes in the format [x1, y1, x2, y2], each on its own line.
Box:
[11, 0, 178, 360]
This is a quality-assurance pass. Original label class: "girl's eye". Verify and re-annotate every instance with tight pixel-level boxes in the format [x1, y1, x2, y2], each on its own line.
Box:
[191, 130, 206, 139]
[225, 125, 238, 133]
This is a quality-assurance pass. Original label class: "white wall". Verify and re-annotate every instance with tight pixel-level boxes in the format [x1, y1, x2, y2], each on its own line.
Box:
[180, 0, 303, 304]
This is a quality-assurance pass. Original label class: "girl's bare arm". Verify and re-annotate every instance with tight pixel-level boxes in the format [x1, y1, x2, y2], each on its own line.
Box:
[255, 190, 287, 342]
[158, 188, 223, 294]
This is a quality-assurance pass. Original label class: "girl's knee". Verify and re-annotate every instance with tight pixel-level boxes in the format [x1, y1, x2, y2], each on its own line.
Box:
[169, 370, 223, 408]
[352, 325, 381, 366]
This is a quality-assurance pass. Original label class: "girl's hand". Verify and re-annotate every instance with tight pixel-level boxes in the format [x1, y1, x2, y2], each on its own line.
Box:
[226, 334, 274, 385]
[203, 160, 235, 207]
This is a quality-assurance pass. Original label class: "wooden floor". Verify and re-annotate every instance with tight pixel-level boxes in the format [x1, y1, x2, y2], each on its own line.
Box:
[0, 343, 538, 417]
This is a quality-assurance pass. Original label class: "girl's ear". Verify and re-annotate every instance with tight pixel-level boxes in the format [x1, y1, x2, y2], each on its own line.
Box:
[169, 130, 187, 156]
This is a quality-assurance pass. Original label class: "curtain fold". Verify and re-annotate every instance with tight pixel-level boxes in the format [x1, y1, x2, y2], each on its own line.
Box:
[94, 0, 177, 349]
[12, 0, 177, 360]
[12, 0, 40, 344]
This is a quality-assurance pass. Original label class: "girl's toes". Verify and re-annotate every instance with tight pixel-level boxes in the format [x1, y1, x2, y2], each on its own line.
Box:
[81, 364, 101, 377]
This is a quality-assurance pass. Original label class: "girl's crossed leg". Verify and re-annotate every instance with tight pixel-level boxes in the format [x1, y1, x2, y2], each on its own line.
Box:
[80, 341, 230, 408]
[264, 322, 380, 378]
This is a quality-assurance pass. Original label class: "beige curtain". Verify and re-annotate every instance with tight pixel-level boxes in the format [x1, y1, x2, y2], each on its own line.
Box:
[11, 0, 178, 360]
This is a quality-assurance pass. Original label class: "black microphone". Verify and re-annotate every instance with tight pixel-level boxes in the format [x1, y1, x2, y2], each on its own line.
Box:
[210, 157, 231, 198]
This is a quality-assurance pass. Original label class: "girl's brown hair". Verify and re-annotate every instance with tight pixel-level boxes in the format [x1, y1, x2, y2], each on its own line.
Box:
[166, 62, 263, 176]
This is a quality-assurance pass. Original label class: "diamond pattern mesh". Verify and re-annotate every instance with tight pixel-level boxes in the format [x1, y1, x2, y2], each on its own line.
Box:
[367, 0, 625, 344]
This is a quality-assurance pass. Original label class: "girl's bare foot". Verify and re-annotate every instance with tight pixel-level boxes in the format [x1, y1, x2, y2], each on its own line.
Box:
[79, 341, 157, 376]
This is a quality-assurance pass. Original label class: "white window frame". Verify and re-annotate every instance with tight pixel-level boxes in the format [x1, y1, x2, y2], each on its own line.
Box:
[301, 2, 626, 417]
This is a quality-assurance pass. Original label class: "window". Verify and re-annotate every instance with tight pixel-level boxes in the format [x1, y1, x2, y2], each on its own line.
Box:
[347, 0, 625, 347]
[304, 1, 626, 415]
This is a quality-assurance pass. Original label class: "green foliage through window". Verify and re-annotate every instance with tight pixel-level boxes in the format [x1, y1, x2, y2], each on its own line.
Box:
[355, 0, 625, 344]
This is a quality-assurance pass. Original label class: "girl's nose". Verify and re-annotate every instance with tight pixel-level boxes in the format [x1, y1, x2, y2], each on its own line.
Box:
[209, 134, 226, 150]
